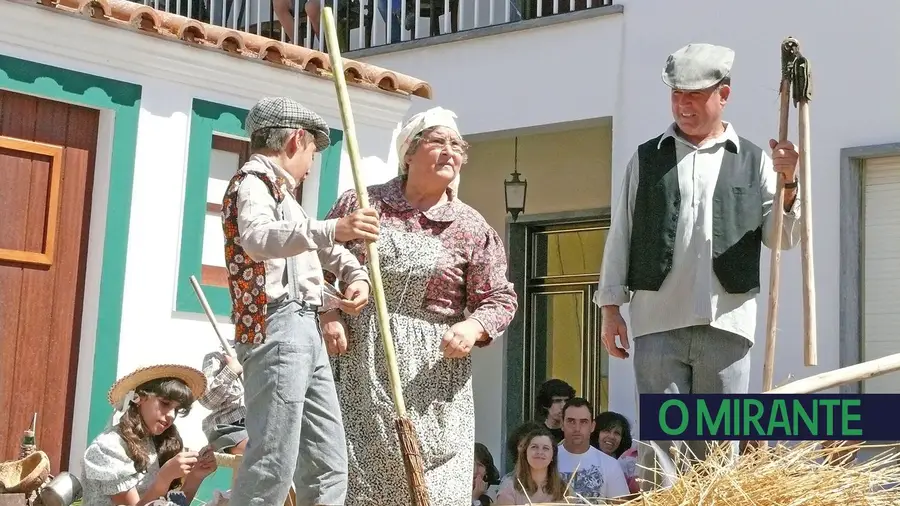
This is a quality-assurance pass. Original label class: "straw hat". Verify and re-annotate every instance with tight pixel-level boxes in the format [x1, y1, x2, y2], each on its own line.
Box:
[107, 364, 207, 408]
[0, 451, 50, 494]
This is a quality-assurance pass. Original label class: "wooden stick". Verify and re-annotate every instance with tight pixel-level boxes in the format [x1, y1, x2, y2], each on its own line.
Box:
[767, 351, 900, 394]
[763, 38, 797, 392]
[795, 53, 817, 367]
[190, 276, 244, 386]
[189, 275, 238, 361]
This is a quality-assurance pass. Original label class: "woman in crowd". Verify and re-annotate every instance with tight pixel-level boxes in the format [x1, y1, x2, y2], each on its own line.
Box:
[495, 427, 565, 505]
[322, 106, 518, 505]
[498, 421, 543, 490]
[590, 411, 639, 494]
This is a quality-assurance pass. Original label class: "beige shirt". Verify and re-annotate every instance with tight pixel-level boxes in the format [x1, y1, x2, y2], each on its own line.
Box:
[594, 122, 802, 343]
[235, 155, 368, 309]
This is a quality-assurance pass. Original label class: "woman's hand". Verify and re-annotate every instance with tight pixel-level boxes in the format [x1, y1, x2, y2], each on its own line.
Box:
[440, 319, 486, 359]
[158, 451, 198, 483]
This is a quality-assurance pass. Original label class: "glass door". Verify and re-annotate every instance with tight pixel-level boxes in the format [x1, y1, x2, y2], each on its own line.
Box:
[522, 221, 610, 419]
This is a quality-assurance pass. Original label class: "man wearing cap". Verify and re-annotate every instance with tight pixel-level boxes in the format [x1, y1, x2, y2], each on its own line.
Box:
[595, 43, 803, 489]
[222, 96, 379, 506]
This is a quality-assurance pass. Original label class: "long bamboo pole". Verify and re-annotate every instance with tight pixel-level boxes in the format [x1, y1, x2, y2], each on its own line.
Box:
[321, 8, 430, 505]
[320, 10, 405, 417]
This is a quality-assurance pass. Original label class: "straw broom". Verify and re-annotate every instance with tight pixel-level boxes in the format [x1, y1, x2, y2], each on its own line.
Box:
[320, 7, 430, 506]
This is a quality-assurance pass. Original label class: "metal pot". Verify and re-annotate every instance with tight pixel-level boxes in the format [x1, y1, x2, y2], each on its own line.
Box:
[38, 472, 82, 506]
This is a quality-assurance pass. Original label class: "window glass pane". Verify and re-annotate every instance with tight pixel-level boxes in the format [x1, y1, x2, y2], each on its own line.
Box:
[202, 135, 249, 287]
[531, 291, 584, 396]
[531, 227, 608, 278]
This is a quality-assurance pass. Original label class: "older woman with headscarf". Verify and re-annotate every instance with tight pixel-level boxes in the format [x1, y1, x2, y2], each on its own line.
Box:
[320, 107, 518, 505]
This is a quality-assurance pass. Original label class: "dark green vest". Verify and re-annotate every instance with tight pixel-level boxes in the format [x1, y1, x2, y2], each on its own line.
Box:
[626, 134, 764, 294]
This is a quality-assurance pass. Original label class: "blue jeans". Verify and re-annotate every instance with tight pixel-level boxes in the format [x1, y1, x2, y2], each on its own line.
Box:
[230, 299, 348, 506]
[633, 325, 751, 491]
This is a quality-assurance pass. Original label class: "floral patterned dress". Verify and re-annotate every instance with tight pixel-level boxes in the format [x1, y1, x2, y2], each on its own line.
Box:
[325, 176, 518, 505]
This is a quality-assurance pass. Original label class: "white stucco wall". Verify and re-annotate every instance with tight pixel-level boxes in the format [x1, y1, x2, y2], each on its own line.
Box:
[1, 0, 413, 474]
[357, 11, 624, 135]
[359, 0, 900, 460]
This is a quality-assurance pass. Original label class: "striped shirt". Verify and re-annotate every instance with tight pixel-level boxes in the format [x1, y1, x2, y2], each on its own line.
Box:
[594, 122, 802, 343]
[198, 350, 246, 436]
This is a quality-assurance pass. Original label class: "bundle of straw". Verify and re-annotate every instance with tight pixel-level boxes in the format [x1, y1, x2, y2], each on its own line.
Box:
[528, 441, 900, 506]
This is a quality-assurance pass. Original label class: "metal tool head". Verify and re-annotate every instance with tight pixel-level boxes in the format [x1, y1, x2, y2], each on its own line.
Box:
[781, 37, 800, 81]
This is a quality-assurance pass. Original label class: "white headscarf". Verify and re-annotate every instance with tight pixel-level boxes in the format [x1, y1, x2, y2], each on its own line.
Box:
[395, 107, 463, 193]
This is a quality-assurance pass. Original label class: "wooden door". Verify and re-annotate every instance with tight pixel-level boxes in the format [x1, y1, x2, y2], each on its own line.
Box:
[0, 89, 99, 473]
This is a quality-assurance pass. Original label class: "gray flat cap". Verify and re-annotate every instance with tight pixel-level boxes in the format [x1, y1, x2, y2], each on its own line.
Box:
[245, 96, 331, 152]
[662, 43, 734, 91]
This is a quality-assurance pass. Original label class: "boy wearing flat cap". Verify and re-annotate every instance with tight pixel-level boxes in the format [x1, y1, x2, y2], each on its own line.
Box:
[223, 96, 379, 506]
[595, 43, 803, 490]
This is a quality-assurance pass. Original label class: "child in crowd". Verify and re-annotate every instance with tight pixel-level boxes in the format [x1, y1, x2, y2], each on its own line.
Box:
[198, 347, 247, 456]
[80, 364, 217, 506]
[473, 442, 500, 505]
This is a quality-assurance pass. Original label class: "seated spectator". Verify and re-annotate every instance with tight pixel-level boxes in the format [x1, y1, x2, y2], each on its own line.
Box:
[495, 427, 565, 505]
[535, 379, 575, 444]
[498, 421, 543, 490]
[557, 398, 630, 501]
[590, 411, 638, 494]
[473, 443, 500, 505]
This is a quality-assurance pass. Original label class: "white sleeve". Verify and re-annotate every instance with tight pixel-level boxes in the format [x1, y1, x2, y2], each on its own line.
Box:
[594, 151, 638, 307]
[602, 454, 631, 498]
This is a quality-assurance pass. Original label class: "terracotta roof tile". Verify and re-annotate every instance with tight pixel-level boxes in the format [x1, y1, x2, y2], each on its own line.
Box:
[30, 0, 434, 99]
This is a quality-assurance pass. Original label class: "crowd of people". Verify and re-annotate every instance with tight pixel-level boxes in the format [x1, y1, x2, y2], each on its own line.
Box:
[470, 379, 639, 505]
[76, 39, 809, 506]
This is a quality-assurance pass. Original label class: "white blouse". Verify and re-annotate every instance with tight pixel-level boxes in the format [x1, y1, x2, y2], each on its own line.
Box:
[80, 426, 161, 506]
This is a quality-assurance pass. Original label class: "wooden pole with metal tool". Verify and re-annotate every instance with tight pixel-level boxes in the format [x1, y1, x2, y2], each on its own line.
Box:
[793, 45, 817, 367]
[762, 37, 798, 393]
[320, 7, 431, 506]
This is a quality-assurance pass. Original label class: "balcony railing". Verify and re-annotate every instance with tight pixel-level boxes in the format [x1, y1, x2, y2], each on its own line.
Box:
[134, 0, 614, 52]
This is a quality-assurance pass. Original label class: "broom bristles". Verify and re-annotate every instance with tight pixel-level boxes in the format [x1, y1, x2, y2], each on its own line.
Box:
[395, 417, 431, 506]
[526, 440, 900, 505]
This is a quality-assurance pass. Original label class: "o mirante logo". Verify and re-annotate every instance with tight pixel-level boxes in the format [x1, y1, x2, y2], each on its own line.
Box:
[638, 394, 893, 441]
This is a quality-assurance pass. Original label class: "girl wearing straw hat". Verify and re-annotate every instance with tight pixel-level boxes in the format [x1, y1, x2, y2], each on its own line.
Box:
[80, 364, 217, 506]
